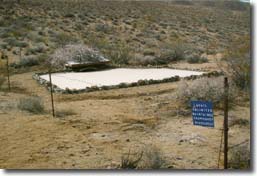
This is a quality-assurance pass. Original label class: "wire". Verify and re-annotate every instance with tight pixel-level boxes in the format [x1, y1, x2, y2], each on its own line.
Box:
[217, 127, 224, 169]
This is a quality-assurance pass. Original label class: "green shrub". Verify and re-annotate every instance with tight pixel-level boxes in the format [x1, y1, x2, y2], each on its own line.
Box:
[18, 96, 45, 114]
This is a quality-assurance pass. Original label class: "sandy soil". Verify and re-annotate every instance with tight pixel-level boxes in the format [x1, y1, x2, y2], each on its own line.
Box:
[0, 71, 250, 169]
[39, 68, 204, 90]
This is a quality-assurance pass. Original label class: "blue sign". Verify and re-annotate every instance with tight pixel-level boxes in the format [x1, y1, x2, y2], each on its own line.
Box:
[191, 101, 214, 128]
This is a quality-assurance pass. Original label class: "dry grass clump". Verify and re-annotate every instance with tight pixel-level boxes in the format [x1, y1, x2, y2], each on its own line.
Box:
[18, 96, 45, 114]
[121, 150, 143, 169]
[120, 145, 167, 169]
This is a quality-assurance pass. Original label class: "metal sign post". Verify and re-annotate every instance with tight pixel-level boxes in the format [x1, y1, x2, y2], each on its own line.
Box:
[224, 77, 229, 169]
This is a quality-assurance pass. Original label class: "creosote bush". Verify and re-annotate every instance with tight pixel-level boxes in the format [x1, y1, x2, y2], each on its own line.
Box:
[18, 96, 45, 114]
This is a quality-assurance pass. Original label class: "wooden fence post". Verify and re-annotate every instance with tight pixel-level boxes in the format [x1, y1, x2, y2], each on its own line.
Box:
[49, 69, 55, 117]
[224, 77, 229, 169]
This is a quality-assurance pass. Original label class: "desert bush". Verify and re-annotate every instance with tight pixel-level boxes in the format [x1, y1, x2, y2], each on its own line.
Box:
[95, 23, 113, 34]
[229, 118, 249, 127]
[26, 43, 47, 55]
[159, 41, 189, 62]
[129, 55, 156, 66]
[48, 44, 107, 69]
[11, 56, 40, 68]
[176, 77, 236, 108]
[138, 145, 167, 169]
[120, 146, 167, 169]
[104, 42, 133, 65]
[0, 76, 5, 89]
[229, 145, 250, 169]
[186, 54, 208, 64]
[56, 109, 76, 118]
[18, 96, 45, 114]
[222, 35, 250, 91]
[52, 32, 79, 47]
[143, 49, 155, 56]
[121, 150, 143, 169]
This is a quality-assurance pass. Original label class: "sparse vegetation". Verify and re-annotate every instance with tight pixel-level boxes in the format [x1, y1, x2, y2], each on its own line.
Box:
[229, 145, 250, 169]
[222, 35, 250, 92]
[138, 145, 167, 169]
[18, 96, 45, 114]
[11, 56, 40, 68]
[121, 150, 143, 169]
[55, 109, 76, 118]
[121, 146, 167, 169]
[186, 54, 208, 64]
[176, 77, 236, 108]
[0, 76, 5, 89]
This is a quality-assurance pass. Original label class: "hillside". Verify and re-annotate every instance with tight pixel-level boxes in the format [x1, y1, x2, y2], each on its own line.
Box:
[0, 0, 250, 67]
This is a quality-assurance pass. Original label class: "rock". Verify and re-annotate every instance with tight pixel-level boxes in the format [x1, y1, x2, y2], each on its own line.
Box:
[179, 133, 207, 145]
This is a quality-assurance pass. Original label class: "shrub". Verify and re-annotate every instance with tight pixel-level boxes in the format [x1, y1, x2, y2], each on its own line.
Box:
[120, 146, 167, 169]
[176, 77, 236, 108]
[121, 150, 143, 169]
[26, 43, 47, 55]
[12, 56, 40, 68]
[48, 44, 108, 69]
[52, 32, 79, 47]
[143, 49, 155, 56]
[18, 96, 45, 114]
[104, 42, 133, 65]
[222, 35, 250, 91]
[158, 41, 189, 63]
[229, 145, 250, 169]
[186, 54, 208, 64]
[95, 23, 112, 34]
[56, 109, 76, 118]
[138, 145, 167, 169]
[0, 76, 5, 89]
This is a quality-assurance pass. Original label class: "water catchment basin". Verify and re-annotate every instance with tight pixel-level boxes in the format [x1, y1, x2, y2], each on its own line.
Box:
[39, 68, 204, 90]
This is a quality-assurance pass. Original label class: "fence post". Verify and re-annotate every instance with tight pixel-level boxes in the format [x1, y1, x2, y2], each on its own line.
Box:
[5, 54, 10, 91]
[224, 77, 229, 169]
[49, 69, 55, 117]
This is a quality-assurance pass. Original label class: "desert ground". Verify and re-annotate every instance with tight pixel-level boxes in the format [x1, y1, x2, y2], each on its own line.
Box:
[0, 0, 250, 169]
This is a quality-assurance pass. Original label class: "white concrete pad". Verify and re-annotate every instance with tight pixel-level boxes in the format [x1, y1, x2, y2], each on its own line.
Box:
[39, 68, 204, 90]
